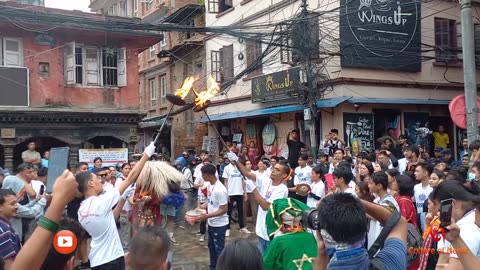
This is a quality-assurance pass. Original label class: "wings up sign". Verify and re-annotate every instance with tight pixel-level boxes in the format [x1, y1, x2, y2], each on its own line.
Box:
[340, 0, 421, 72]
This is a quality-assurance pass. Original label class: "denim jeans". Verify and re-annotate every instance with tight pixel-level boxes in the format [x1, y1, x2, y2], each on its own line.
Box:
[208, 224, 228, 270]
[257, 236, 270, 256]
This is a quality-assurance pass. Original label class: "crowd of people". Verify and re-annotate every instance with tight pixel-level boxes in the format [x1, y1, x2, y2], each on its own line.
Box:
[0, 125, 479, 270]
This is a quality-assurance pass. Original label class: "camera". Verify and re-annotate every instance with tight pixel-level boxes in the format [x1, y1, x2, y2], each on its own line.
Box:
[302, 208, 319, 230]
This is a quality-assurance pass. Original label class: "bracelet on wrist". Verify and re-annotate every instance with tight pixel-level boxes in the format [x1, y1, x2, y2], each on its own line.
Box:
[38, 216, 59, 233]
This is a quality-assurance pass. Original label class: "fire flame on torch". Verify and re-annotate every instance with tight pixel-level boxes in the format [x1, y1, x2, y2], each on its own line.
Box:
[174, 77, 197, 100]
[194, 75, 220, 109]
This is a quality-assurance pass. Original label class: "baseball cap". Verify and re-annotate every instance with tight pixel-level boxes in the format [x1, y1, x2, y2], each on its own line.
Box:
[434, 147, 444, 152]
[441, 149, 451, 155]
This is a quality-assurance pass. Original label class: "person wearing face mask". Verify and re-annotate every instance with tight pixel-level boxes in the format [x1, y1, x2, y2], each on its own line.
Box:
[263, 198, 317, 270]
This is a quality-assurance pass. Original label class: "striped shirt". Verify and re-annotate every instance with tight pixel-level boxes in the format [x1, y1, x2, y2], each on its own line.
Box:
[0, 217, 21, 259]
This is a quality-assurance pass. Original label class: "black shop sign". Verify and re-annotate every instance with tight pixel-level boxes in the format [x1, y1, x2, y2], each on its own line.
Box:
[344, 113, 375, 153]
[251, 67, 300, 103]
[340, 0, 421, 72]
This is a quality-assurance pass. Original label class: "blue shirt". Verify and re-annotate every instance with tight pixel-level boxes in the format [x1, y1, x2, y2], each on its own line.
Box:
[327, 238, 407, 270]
[41, 158, 49, 168]
[0, 216, 21, 260]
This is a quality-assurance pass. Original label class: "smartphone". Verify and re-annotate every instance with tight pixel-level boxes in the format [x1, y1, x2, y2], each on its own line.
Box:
[46, 147, 70, 193]
[39, 185, 45, 195]
[440, 198, 453, 228]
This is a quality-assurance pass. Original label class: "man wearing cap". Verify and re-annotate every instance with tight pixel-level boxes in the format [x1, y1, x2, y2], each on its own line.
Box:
[432, 181, 480, 269]
[440, 149, 457, 169]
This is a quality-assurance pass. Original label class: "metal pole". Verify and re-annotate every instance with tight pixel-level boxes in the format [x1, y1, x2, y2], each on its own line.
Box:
[153, 104, 175, 144]
[204, 110, 249, 181]
[461, 0, 479, 143]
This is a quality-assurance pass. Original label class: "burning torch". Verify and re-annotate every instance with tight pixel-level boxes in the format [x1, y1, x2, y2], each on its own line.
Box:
[153, 77, 196, 144]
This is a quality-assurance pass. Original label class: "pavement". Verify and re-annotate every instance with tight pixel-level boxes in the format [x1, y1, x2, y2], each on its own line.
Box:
[170, 221, 258, 270]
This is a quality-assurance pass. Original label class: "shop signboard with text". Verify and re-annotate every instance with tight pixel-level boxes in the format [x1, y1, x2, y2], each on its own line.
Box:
[79, 148, 128, 167]
[339, 0, 421, 71]
[251, 67, 300, 103]
[344, 113, 375, 153]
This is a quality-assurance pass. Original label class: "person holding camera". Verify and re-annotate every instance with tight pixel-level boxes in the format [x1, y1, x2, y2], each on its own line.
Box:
[312, 193, 408, 270]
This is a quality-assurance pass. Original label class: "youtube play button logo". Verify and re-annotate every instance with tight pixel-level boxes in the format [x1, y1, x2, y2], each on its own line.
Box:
[53, 230, 77, 254]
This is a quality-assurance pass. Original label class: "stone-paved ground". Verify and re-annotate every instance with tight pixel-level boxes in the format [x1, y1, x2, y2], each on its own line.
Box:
[170, 221, 257, 270]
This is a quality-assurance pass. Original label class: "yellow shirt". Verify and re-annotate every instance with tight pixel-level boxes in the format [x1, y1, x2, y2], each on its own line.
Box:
[432, 132, 449, 149]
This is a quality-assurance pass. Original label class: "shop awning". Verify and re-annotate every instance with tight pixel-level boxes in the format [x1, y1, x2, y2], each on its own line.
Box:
[139, 117, 167, 128]
[349, 98, 450, 105]
[194, 97, 352, 123]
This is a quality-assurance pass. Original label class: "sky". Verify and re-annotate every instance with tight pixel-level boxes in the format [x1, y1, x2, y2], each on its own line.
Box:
[44, 0, 91, 12]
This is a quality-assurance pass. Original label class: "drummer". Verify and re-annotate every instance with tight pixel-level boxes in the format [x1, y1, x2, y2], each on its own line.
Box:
[287, 154, 312, 204]
[306, 165, 326, 208]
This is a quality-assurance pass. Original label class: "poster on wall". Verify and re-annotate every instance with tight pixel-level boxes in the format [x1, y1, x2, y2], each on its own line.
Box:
[246, 124, 256, 146]
[79, 148, 128, 167]
[403, 112, 432, 149]
[343, 113, 374, 153]
[339, 0, 421, 71]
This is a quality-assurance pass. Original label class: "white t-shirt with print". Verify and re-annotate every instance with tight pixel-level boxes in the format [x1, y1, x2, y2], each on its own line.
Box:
[222, 164, 244, 196]
[294, 166, 313, 186]
[194, 164, 219, 198]
[207, 181, 229, 227]
[413, 183, 433, 214]
[307, 181, 325, 208]
[438, 210, 480, 259]
[78, 185, 124, 267]
[367, 194, 400, 249]
[256, 178, 289, 241]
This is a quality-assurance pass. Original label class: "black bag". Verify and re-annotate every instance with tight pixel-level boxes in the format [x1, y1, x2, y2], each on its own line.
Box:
[368, 202, 423, 270]
[328, 140, 339, 156]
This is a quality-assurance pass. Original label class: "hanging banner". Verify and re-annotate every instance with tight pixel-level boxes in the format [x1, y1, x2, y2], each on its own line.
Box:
[79, 148, 129, 167]
[344, 113, 374, 153]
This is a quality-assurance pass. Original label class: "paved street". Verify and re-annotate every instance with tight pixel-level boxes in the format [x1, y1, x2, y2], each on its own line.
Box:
[170, 221, 257, 270]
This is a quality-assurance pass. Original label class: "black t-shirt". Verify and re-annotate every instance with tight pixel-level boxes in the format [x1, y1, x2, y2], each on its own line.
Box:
[287, 140, 306, 167]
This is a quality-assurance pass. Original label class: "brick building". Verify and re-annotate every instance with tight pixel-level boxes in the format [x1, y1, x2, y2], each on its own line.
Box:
[0, 2, 161, 170]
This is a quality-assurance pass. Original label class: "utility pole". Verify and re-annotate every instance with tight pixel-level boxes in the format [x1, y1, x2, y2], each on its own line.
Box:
[461, 0, 479, 143]
[297, 0, 318, 158]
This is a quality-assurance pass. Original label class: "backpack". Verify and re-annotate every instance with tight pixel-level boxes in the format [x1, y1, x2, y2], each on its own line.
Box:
[368, 202, 423, 270]
[328, 140, 339, 156]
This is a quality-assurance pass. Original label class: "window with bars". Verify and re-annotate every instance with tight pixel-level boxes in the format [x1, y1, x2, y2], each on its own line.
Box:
[149, 78, 157, 107]
[211, 50, 222, 82]
[207, 0, 233, 13]
[435, 18, 458, 62]
[133, 0, 138, 17]
[102, 48, 118, 86]
[246, 39, 263, 75]
[64, 42, 126, 87]
[159, 75, 167, 105]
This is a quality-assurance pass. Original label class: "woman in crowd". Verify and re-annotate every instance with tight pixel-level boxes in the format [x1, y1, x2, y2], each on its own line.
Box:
[243, 160, 258, 227]
[395, 175, 418, 228]
[418, 193, 440, 270]
[356, 161, 374, 182]
[429, 169, 445, 189]
[307, 165, 325, 208]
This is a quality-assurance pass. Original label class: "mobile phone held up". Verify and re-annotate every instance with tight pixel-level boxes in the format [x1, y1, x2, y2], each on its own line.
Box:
[440, 198, 453, 229]
[40, 185, 45, 196]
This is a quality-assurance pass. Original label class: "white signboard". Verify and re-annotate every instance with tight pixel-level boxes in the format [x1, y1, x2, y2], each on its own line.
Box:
[79, 148, 129, 167]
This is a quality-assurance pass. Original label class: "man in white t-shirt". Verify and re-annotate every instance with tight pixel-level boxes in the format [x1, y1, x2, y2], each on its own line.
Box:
[288, 154, 312, 204]
[333, 164, 357, 197]
[222, 161, 250, 235]
[367, 171, 400, 249]
[227, 152, 289, 255]
[433, 181, 480, 270]
[193, 150, 218, 241]
[413, 162, 433, 230]
[196, 164, 229, 270]
[75, 142, 155, 270]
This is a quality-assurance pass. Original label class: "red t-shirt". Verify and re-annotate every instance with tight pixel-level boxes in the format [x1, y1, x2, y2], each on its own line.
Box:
[395, 195, 419, 228]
